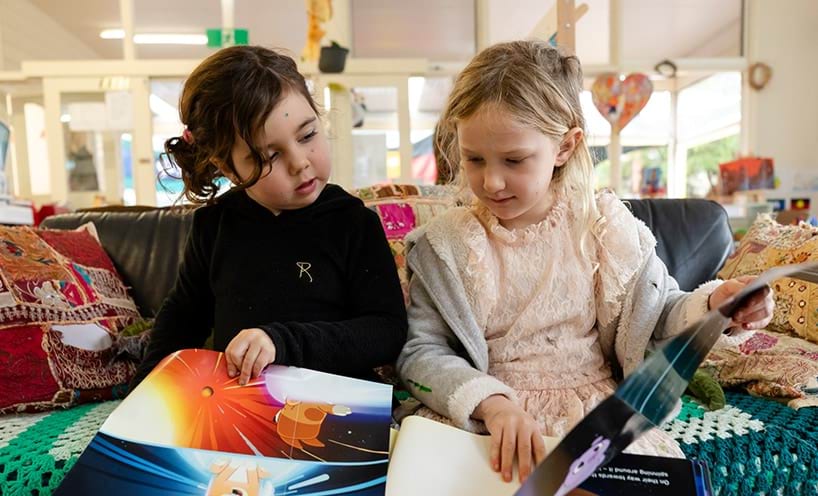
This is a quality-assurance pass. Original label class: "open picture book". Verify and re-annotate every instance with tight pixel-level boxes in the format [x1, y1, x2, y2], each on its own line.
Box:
[56, 348, 394, 495]
[387, 415, 712, 496]
[55, 262, 818, 495]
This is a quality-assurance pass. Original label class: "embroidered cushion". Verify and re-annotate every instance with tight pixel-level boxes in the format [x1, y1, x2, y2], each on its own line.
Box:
[354, 184, 455, 304]
[705, 330, 818, 409]
[0, 223, 142, 413]
[717, 214, 818, 344]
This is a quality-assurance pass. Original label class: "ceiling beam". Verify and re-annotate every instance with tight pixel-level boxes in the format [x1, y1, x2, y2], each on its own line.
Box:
[119, 0, 136, 60]
[221, 0, 234, 32]
[18, 57, 429, 78]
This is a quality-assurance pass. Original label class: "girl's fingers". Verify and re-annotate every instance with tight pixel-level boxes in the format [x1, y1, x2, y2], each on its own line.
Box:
[490, 429, 502, 473]
[735, 307, 773, 326]
[501, 425, 516, 482]
[252, 349, 274, 378]
[225, 339, 249, 378]
[239, 345, 261, 385]
[533, 432, 547, 465]
[517, 429, 533, 482]
[739, 317, 773, 331]
[733, 294, 774, 324]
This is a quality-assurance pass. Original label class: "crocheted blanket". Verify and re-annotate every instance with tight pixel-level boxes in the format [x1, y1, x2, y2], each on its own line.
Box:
[1, 393, 816, 495]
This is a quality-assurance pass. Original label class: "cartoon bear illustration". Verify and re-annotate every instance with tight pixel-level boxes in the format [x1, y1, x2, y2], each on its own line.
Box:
[273, 399, 352, 449]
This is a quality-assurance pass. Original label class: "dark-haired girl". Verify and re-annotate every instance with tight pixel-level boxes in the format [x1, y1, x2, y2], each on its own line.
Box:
[132, 46, 407, 388]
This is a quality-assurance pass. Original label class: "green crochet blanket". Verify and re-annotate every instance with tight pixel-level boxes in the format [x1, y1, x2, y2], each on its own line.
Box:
[1, 393, 816, 495]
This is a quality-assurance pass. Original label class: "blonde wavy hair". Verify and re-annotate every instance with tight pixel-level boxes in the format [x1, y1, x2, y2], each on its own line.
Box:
[435, 39, 604, 257]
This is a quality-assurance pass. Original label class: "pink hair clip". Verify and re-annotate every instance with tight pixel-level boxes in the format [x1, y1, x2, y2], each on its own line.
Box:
[182, 127, 194, 144]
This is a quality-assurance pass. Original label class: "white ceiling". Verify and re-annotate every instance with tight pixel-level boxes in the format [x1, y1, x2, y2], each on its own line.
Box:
[25, 0, 742, 62]
[7, 0, 742, 114]
[28, 0, 309, 60]
[621, 0, 742, 59]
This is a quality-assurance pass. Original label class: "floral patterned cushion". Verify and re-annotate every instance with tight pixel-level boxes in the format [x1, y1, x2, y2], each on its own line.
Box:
[705, 330, 818, 409]
[717, 214, 818, 344]
[354, 184, 456, 304]
[0, 223, 142, 414]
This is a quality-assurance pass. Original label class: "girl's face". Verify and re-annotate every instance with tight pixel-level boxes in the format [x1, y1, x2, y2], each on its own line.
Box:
[458, 105, 579, 231]
[229, 91, 331, 213]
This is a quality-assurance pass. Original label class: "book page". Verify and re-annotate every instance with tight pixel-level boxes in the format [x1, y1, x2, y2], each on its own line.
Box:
[57, 349, 394, 495]
[386, 416, 559, 496]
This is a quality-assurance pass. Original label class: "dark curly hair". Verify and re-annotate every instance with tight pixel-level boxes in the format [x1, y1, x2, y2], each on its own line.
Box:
[164, 46, 319, 204]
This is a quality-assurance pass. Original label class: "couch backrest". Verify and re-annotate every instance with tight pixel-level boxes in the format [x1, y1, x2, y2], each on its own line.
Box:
[624, 198, 732, 291]
[41, 192, 732, 316]
[42, 208, 194, 317]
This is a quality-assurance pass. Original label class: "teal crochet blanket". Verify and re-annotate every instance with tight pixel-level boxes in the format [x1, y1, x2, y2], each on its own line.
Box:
[1, 393, 816, 495]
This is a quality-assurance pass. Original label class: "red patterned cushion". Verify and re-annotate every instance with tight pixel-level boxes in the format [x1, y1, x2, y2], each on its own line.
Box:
[0, 223, 141, 414]
[353, 184, 455, 304]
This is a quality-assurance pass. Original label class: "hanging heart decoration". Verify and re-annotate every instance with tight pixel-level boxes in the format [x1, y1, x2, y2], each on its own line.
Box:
[591, 73, 653, 132]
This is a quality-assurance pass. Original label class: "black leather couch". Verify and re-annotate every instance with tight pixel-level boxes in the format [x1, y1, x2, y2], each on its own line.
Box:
[42, 198, 733, 318]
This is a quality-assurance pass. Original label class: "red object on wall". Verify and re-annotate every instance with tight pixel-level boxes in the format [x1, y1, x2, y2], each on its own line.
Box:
[719, 157, 775, 196]
[33, 204, 70, 226]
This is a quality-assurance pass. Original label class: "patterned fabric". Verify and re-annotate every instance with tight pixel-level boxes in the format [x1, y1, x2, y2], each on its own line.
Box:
[1, 393, 816, 495]
[705, 330, 818, 409]
[0, 224, 137, 327]
[0, 223, 142, 414]
[0, 401, 120, 494]
[718, 214, 818, 344]
[353, 184, 455, 304]
[663, 392, 818, 496]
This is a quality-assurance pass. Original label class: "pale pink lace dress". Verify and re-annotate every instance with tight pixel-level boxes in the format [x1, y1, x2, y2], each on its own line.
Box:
[420, 193, 684, 458]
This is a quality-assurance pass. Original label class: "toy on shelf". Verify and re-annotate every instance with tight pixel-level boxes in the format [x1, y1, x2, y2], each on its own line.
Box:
[718, 157, 775, 196]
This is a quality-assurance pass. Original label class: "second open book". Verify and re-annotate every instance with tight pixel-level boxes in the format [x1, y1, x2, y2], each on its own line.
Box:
[387, 415, 711, 496]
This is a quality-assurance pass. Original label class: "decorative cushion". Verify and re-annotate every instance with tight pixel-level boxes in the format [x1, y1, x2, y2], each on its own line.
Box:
[354, 184, 455, 304]
[0, 223, 142, 414]
[717, 214, 818, 344]
[704, 330, 818, 409]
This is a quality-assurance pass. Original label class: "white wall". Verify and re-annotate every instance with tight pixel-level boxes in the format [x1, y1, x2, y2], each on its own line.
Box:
[0, 0, 98, 70]
[745, 0, 818, 215]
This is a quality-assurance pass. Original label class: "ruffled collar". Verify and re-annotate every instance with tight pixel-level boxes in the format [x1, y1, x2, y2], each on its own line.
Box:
[473, 193, 569, 245]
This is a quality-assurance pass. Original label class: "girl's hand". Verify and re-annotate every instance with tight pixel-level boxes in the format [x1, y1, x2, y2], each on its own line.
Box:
[225, 328, 277, 385]
[708, 275, 775, 331]
[473, 395, 547, 483]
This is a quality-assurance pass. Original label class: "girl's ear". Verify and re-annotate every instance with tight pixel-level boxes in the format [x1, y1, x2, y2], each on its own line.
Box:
[555, 127, 584, 167]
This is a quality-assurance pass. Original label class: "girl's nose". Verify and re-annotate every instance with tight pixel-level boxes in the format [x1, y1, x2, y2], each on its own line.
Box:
[289, 150, 311, 175]
[483, 165, 505, 193]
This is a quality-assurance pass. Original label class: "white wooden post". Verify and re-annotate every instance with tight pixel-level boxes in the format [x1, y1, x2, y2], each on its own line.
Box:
[397, 78, 412, 184]
[221, 0, 235, 45]
[119, 0, 136, 60]
[556, 0, 577, 54]
[608, 0, 623, 194]
[475, 0, 490, 52]
[42, 78, 66, 204]
[322, 0, 356, 189]
[131, 76, 156, 205]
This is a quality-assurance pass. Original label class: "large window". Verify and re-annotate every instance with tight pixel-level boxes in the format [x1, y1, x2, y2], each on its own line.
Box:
[589, 71, 741, 198]
[587, 90, 671, 197]
[593, 146, 668, 197]
[686, 134, 739, 198]
[678, 72, 742, 198]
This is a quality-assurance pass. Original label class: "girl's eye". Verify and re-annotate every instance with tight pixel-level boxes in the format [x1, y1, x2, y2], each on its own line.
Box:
[506, 158, 524, 164]
[301, 130, 317, 142]
[466, 157, 484, 163]
[267, 152, 279, 163]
